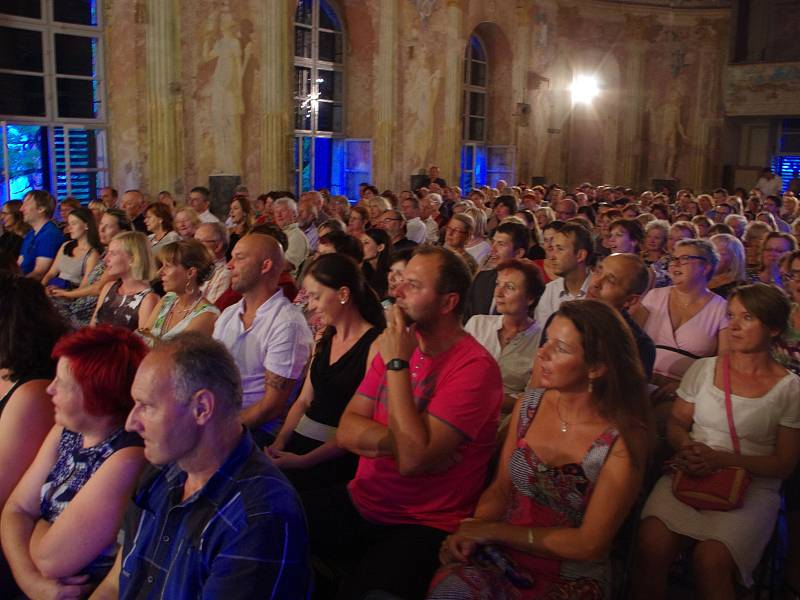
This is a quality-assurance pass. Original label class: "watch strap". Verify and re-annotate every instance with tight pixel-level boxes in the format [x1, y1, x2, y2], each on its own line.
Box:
[386, 358, 410, 371]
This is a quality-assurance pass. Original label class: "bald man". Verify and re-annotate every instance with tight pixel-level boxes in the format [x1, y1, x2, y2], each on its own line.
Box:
[213, 233, 313, 446]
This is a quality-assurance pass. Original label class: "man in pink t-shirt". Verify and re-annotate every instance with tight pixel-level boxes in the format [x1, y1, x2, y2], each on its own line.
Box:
[302, 246, 503, 600]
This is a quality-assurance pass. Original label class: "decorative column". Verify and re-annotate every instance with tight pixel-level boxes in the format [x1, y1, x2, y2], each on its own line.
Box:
[439, 0, 463, 186]
[373, 0, 398, 189]
[262, 0, 292, 190]
[618, 40, 646, 188]
[145, 0, 183, 194]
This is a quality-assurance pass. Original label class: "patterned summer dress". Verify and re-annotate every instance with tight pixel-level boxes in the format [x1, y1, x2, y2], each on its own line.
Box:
[144, 292, 219, 345]
[428, 389, 619, 600]
[94, 279, 153, 330]
[40, 427, 143, 581]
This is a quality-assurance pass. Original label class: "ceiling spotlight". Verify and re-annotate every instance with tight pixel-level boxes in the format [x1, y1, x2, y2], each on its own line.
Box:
[570, 75, 600, 105]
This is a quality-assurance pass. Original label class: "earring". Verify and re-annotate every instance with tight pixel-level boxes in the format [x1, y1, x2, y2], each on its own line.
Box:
[340, 298, 347, 305]
[587, 379, 594, 394]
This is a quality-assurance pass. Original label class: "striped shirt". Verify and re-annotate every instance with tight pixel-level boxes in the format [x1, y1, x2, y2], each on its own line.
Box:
[118, 431, 311, 599]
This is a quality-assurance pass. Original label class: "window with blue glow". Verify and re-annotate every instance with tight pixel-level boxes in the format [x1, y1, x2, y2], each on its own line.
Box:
[772, 156, 800, 193]
[0, 0, 106, 203]
[293, 0, 365, 199]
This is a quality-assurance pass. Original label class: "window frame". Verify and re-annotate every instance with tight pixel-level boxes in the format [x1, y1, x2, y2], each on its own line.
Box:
[462, 34, 488, 145]
[0, 1, 107, 202]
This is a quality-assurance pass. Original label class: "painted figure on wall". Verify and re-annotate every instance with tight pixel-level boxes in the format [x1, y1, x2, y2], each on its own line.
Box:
[203, 10, 249, 175]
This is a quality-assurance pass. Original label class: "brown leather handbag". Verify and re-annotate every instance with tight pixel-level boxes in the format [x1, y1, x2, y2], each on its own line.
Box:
[671, 355, 752, 511]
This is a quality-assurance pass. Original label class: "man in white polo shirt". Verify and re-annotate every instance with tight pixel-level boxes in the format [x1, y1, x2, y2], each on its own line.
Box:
[213, 233, 312, 446]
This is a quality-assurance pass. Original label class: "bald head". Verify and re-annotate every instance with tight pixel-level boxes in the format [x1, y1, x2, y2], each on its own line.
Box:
[228, 232, 285, 294]
[586, 253, 650, 311]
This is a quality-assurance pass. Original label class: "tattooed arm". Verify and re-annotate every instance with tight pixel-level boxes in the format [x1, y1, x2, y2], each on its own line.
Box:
[240, 370, 298, 430]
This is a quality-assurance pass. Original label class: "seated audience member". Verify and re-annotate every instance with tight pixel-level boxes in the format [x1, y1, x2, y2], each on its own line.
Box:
[691, 214, 713, 237]
[213, 233, 313, 446]
[725, 213, 748, 239]
[534, 222, 594, 325]
[709, 233, 747, 298]
[535, 220, 565, 283]
[652, 221, 698, 289]
[586, 253, 656, 379]
[743, 220, 772, 271]
[635, 239, 729, 405]
[0, 200, 29, 261]
[273, 196, 309, 277]
[173, 206, 201, 240]
[227, 195, 254, 260]
[365, 195, 391, 227]
[195, 222, 232, 304]
[347, 205, 369, 238]
[298, 196, 320, 253]
[634, 284, 800, 598]
[421, 194, 441, 244]
[361, 228, 392, 299]
[642, 219, 669, 266]
[49, 209, 131, 327]
[42, 207, 102, 291]
[430, 300, 653, 600]
[56, 198, 81, 236]
[121, 190, 148, 233]
[90, 333, 311, 599]
[444, 213, 480, 276]
[607, 218, 644, 255]
[382, 248, 414, 309]
[775, 250, 800, 376]
[91, 232, 159, 331]
[250, 223, 299, 303]
[464, 207, 492, 269]
[18, 190, 64, 281]
[88, 202, 106, 228]
[399, 194, 427, 244]
[378, 208, 417, 252]
[304, 246, 503, 600]
[144, 202, 180, 255]
[268, 253, 385, 492]
[463, 221, 531, 321]
[139, 240, 219, 343]
[465, 259, 546, 413]
[187, 186, 220, 224]
[1, 326, 148, 597]
[0, 274, 68, 551]
[750, 231, 797, 288]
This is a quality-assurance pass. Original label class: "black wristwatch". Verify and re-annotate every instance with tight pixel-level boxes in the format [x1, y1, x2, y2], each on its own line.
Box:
[386, 358, 410, 371]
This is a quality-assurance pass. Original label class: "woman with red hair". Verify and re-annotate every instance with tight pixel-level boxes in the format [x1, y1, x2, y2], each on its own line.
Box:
[1, 326, 148, 598]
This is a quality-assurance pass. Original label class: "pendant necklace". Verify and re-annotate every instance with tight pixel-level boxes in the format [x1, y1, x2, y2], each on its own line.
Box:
[555, 395, 569, 433]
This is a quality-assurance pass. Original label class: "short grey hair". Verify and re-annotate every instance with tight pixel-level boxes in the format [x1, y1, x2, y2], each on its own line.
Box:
[675, 238, 719, 280]
[160, 332, 242, 417]
[197, 221, 229, 252]
[273, 197, 298, 216]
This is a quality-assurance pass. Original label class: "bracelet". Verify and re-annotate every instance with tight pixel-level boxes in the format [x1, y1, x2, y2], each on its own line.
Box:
[527, 527, 534, 547]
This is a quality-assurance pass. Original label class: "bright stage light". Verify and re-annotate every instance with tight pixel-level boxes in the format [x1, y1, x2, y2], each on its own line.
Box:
[570, 75, 600, 105]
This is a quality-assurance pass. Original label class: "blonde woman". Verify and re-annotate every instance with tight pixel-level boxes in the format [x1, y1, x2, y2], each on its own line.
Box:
[444, 213, 479, 276]
[464, 206, 492, 269]
[91, 231, 158, 331]
[709, 233, 747, 298]
[743, 220, 772, 270]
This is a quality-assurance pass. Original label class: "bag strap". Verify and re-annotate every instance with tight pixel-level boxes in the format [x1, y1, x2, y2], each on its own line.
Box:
[723, 355, 741, 455]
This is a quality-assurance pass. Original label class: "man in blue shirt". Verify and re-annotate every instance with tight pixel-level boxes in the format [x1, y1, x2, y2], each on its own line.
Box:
[17, 190, 63, 280]
[90, 332, 311, 600]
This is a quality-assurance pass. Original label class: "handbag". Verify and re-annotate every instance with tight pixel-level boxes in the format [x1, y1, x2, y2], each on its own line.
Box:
[670, 355, 752, 511]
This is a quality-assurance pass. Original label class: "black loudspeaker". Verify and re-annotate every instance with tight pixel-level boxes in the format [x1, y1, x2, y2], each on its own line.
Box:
[652, 178, 678, 194]
[530, 176, 546, 186]
[209, 175, 241, 220]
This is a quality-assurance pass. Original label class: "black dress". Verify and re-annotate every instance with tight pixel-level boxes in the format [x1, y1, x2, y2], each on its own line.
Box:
[282, 326, 381, 492]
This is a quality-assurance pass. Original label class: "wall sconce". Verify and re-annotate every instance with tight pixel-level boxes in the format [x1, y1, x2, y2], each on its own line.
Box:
[570, 75, 600, 105]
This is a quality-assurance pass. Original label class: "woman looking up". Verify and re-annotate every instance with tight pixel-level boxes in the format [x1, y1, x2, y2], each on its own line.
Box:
[634, 284, 800, 599]
[227, 195, 253, 260]
[429, 300, 653, 599]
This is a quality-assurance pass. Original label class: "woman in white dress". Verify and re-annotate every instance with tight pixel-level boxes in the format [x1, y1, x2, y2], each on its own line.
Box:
[632, 283, 800, 599]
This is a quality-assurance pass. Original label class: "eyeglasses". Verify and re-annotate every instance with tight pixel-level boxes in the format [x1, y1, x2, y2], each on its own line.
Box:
[381, 217, 403, 224]
[667, 255, 707, 266]
[445, 227, 468, 235]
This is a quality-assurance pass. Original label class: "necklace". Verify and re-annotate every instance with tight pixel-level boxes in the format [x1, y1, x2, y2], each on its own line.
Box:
[164, 294, 203, 329]
[555, 395, 569, 433]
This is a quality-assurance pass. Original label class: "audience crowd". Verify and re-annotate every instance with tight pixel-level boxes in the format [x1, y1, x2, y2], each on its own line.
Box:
[1, 173, 800, 599]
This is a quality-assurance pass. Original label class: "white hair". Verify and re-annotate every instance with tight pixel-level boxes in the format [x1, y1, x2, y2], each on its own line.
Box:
[273, 197, 298, 216]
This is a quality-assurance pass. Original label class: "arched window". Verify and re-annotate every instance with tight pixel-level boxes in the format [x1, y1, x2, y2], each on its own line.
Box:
[294, 0, 369, 198]
[461, 34, 488, 192]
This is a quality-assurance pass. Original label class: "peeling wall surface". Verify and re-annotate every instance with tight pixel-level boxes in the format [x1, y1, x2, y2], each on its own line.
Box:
[105, 0, 742, 194]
